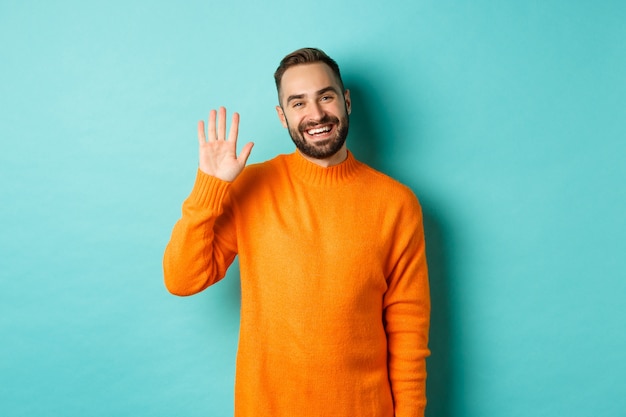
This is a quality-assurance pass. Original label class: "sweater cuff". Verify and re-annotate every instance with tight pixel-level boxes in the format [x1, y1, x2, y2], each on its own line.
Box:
[186, 169, 231, 212]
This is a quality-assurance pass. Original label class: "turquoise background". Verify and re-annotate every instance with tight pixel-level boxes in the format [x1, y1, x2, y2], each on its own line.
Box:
[1, 1, 625, 416]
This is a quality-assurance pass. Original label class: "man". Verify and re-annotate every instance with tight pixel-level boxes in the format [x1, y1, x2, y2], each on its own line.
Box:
[163, 47, 430, 417]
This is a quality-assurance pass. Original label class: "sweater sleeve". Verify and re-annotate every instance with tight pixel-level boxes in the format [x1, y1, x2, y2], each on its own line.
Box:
[163, 169, 238, 296]
[383, 197, 431, 417]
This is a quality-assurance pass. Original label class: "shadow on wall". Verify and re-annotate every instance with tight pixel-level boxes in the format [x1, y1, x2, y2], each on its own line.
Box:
[348, 80, 455, 417]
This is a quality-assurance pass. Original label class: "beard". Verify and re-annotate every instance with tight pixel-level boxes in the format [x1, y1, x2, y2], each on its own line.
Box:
[286, 111, 350, 160]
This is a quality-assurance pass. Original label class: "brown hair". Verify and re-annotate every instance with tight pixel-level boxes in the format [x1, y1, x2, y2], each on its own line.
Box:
[274, 47, 345, 100]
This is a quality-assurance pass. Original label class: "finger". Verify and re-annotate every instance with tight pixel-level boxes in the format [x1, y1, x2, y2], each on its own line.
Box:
[238, 142, 254, 166]
[207, 109, 217, 141]
[227, 112, 240, 143]
[197, 120, 206, 144]
[218, 107, 227, 140]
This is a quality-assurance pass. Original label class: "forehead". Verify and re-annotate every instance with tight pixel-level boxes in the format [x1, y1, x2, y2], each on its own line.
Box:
[279, 62, 341, 98]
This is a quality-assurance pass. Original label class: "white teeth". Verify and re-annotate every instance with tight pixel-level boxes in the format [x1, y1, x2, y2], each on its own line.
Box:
[307, 126, 331, 135]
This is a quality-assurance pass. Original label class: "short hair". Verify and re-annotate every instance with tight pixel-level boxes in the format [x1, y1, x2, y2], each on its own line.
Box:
[274, 47, 345, 101]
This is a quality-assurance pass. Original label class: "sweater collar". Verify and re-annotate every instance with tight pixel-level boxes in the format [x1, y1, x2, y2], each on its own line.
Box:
[287, 149, 361, 186]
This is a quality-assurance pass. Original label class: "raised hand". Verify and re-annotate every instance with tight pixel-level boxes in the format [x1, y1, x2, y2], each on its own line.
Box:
[197, 107, 254, 182]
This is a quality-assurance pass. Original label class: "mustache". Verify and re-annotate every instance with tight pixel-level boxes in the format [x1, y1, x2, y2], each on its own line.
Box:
[299, 114, 340, 131]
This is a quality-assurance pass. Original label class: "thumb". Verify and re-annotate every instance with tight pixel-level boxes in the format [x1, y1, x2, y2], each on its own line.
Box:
[238, 142, 254, 166]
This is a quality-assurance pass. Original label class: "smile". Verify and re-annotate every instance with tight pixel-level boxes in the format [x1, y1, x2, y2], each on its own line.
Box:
[306, 125, 333, 136]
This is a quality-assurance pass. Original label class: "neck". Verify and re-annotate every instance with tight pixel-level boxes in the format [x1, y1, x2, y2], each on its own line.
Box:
[299, 145, 348, 168]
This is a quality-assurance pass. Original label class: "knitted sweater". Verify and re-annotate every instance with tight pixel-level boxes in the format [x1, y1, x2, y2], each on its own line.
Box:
[163, 151, 430, 417]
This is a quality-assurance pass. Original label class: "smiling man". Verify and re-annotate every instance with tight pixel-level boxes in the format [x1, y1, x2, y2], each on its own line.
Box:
[276, 60, 350, 165]
[163, 48, 430, 417]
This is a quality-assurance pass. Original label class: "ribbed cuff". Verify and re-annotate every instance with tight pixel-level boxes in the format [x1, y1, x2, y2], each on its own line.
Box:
[186, 169, 231, 212]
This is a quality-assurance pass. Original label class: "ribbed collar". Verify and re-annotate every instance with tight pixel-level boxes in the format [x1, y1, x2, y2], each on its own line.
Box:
[286, 150, 361, 186]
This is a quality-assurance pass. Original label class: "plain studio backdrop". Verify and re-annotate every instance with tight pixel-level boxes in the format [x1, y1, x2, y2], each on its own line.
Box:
[1, 1, 624, 416]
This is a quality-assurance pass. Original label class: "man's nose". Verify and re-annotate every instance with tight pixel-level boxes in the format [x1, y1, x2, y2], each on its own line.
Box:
[310, 102, 325, 120]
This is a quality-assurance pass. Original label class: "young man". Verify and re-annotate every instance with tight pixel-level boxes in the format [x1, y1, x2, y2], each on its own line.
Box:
[163, 48, 430, 417]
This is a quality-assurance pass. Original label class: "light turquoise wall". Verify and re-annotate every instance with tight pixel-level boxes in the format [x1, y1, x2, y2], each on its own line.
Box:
[1, 1, 624, 416]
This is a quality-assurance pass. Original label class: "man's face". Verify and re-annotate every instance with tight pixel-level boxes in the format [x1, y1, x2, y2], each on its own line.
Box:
[276, 63, 351, 161]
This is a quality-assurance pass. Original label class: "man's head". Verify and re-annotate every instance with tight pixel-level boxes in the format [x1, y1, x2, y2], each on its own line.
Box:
[274, 48, 345, 100]
[274, 48, 351, 164]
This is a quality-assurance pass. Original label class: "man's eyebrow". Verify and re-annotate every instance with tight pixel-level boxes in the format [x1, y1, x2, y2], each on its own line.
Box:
[286, 86, 341, 104]
[316, 86, 340, 96]
[286, 93, 305, 104]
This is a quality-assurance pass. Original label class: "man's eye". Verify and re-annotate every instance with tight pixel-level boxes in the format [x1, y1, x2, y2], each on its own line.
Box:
[293, 102, 303, 108]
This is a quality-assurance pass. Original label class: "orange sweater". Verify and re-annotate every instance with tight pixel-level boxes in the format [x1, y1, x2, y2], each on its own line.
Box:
[163, 151, 430, 417]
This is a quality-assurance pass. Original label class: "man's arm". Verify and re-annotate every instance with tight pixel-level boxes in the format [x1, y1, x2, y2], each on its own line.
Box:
[383, 196, 431, 417]
[163, 108, 253, 295]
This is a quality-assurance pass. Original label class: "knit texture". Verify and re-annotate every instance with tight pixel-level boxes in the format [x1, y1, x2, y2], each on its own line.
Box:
[163, 151, 430, 417]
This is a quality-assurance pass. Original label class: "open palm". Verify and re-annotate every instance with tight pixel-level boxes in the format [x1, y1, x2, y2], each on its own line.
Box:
[197, 107, 254, 182]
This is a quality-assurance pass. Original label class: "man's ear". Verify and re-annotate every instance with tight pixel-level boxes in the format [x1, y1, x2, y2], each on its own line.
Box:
[344, 89, 352, 115]
[276, 105, 288, 128]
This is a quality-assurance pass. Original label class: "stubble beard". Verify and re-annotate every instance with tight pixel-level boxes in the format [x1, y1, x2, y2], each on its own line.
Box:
[287, 112, 350, 160]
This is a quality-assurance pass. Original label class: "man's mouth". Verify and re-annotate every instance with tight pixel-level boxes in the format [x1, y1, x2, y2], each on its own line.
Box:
[305, 124, 333, 138]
